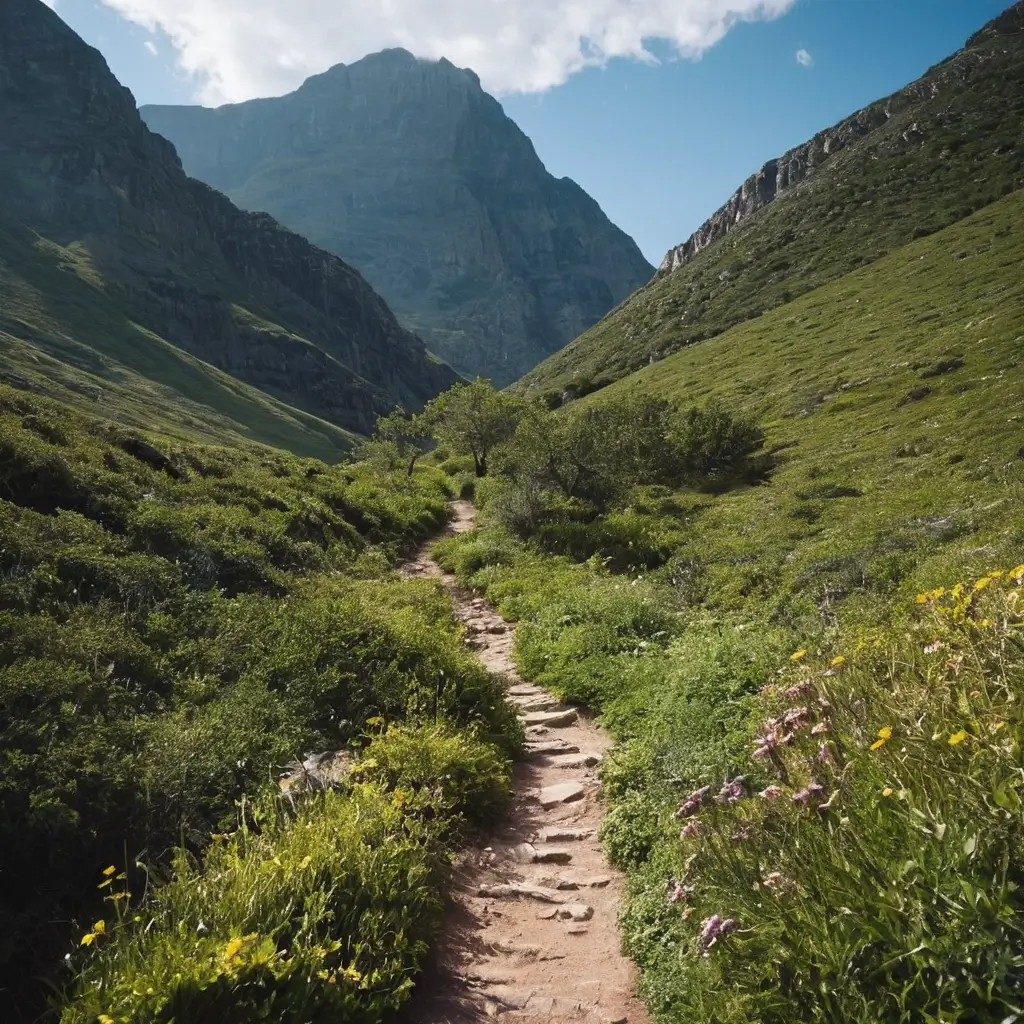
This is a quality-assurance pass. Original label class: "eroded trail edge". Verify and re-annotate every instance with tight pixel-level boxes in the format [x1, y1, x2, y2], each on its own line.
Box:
[401, 501, 648, 1024]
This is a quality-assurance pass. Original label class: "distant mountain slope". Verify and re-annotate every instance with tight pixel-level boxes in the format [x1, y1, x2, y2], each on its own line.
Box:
[517, 1, 1024, 402]
[0, 0, 457, 447]
[141, 51, 654, 385]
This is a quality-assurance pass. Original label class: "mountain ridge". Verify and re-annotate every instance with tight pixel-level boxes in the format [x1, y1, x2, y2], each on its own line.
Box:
[0, 0, 457, 446]
[658, 0, 1024, 277]
[141, 52, 654, 384]
[517, 0, 1024, 401]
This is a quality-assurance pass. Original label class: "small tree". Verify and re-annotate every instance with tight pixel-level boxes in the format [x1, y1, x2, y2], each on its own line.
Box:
[374, 410, 432, 476]
[670, 402, 766, 483]
[423, 379, 522, 477]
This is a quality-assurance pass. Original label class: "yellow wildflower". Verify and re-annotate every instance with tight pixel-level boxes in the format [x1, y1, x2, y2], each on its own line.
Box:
[831, 655, 846, 667]
[80, 932, 99, 947]
[992, 721, 1008, 733]
[102, 865, 117, 877]
[93, 920, 106, 936]
[98, 1016, 115, 1024]
[341, 966, 363, 984]
[870, 726, 892, 751]
[790, 648, 807, 662]
[1009, 564, 1024, 582]
[974, 576, 992, 592]
[882, 787, 893, 798]
[948, 730, 968, 746]
[979, 618, 992, 628]
[223, 937, 245, 962]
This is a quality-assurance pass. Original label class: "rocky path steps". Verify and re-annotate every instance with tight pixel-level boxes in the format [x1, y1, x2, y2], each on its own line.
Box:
[400, 501, 648, 1024]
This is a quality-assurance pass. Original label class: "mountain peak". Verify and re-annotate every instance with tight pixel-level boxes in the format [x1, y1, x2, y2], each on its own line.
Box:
[141, 56, 652, 384]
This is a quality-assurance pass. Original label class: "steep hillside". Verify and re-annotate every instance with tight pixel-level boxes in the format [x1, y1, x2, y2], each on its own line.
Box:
[517, 1, 1024, 401]
[141, 51, 654, 385]
[436, 186, 1024, 1024]
[0, 0, 457, 445]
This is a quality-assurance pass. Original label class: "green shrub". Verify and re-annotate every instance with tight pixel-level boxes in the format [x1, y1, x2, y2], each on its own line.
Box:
[354, 722, 511, 832]
[0, 387, 510, 1015]
[62, 724, 510, 1024]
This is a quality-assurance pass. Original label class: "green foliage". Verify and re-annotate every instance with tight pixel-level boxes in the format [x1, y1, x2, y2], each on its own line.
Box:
[0, 386, 520, 1016]
[623, 574, 1024, 1023]
[62, 724, 511, 1024]
[434, 192, 1024, 1023]
[369, 410, 433, 476]
[421, 378, 524, 477]
[354, 722, 512, 833]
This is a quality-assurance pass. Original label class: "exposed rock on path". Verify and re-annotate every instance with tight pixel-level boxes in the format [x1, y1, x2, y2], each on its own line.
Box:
[400, 501, 648, 1024]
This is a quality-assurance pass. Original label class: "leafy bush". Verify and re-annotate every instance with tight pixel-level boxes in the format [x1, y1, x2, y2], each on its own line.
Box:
[354, 722, 512, 833]
[61, 724, 510, 1024]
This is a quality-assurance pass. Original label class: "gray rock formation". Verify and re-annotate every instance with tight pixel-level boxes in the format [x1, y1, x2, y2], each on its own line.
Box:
[659, 1, 1024, 275]
[141, 52, 654, 385]
[0, 0, 457, 436]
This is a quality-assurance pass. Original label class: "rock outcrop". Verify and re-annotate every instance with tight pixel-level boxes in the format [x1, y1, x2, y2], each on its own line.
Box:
[141, 52, 654, 385]
[0, 0, 457, 436]
[659, 47, 997, 274]
[518, 1, 1024, 399]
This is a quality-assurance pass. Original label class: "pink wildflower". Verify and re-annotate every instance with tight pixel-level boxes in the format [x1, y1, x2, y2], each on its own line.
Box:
[679, 820, 703, 840]
[759, 785, 784, 799]
[698, 915, 737, 956]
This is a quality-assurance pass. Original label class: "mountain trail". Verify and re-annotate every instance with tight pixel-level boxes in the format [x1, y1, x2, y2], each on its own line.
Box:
[400, 500, 648, 1024]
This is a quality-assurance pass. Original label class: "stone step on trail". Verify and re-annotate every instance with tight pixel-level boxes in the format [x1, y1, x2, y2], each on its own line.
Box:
[477, 883, 565, 904]
[525, 739, 581, 757]
[523, 709, 578, 728]
[557, 903, 594, 922]
[537, 826, 595, 842]
[536, 875, 612, 890]
[508, 684, 543, 697]
[536, 781, 587, 809]
[545, 752, 603, 769]
[512, 842, 573, 865]
[515, 696, 563, 713]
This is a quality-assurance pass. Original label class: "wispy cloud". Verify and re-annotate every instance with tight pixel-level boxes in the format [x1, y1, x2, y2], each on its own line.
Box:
[98, 0, 798, 105]
[144, 39, 158, 56]
[795, 47, 813, 67]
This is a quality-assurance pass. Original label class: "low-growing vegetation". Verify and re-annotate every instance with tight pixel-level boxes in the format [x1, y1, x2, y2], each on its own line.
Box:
[431, 192, 1024, 1022]
[61, 723, 511, 1024]
[0, 384, 520, 1020]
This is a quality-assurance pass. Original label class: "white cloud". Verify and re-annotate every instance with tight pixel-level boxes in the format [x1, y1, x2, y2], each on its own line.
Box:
[143, 39, 158, 56]
[795, 47, 813, 67]
[97, 0, 797, 104]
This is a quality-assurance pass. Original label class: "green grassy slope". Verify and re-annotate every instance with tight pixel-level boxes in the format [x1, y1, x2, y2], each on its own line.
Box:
[434, 189, 1024, 1022]
[591, 188, 1024, 614]
[517, 3, 1024, 401]
[0, 222, 359, 461]
[0, 381, 520, 1021]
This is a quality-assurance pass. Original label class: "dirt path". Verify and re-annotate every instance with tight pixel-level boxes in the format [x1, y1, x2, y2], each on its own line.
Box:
[400, 500, 649, 1024]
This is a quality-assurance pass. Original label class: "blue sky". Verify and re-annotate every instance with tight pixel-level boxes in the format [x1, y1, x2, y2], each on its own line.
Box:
[52, 0, 1009, 264]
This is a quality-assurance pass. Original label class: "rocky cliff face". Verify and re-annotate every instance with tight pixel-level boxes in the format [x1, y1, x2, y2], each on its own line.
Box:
[141, 53, 654, 385]
[659, 0, 1024, 275]
[0, 0, 456, 436]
